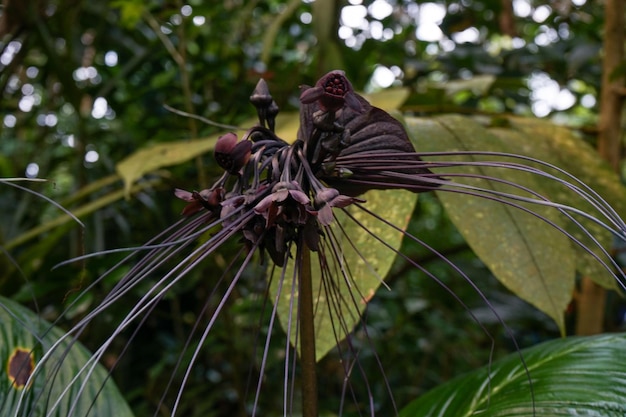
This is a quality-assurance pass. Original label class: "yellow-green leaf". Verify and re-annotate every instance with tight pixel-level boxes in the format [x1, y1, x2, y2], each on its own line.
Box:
[505, 116, 626, 290]
[406, 115, 577, 333]
[272, 188, 417, 360]
[116, 136, 218, 198]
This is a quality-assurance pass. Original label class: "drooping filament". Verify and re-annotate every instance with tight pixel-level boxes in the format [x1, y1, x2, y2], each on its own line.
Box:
[27, 70, 626, 417]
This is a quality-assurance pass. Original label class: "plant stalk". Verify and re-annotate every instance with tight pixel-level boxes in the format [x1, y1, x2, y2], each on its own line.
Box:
[299, 238, 318, 417]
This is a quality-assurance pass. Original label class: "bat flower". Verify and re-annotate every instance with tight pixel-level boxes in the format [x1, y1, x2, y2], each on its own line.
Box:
[44, 70, 626, 417]
[298, 71, 441, 196]
[253, 181, 315, 228]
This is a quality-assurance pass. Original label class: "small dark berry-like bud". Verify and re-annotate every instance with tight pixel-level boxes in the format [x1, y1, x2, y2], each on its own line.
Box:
[214, 133, 252, 174]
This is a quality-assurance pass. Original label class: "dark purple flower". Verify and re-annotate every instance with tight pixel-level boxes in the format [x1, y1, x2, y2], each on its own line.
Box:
[48, 69, 626, 417]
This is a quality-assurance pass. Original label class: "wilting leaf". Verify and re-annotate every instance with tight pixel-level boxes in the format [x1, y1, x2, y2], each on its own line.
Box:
[116, 136, 218, 197]
[406, 115, 577, 333]
[398, 333, 626, 416]
[272, 188, 417, 360]
[0, 296, 134, 416]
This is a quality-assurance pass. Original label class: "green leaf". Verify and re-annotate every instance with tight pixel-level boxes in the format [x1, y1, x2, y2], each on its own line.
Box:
[399, 333, 626, 416]
[406, 115, 576, 333]
[0, 296, 134, 416]
[271, 189, 417, 360]
[116, 136, 219, 198]
[505, 116, 626, 290]
[111, 0, 145, 28]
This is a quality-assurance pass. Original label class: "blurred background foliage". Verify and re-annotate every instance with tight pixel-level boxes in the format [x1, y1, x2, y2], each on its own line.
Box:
[1, 0, 624, 415]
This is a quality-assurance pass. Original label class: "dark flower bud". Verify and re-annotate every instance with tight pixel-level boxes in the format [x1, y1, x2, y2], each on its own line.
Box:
[215, 132, 252, 174]
[300, 70, 363, 113]
[249, 78, 273, 108]
[250, 79, 279, 130]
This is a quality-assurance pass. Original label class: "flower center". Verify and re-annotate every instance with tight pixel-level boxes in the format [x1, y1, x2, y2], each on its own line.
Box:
[324, 75, 347, 97]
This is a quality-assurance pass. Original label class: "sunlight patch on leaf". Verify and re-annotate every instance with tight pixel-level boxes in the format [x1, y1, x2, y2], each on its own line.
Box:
[362, 87, 410, 110]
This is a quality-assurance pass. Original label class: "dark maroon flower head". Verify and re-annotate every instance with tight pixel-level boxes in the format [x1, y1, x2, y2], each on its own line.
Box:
[214, 132, 252, 175]
[174, 69, 444, 268]
[300, 70, 363, 113]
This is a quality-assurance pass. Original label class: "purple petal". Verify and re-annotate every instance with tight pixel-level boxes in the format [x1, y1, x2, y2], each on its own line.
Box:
[299, 86, 324, 104]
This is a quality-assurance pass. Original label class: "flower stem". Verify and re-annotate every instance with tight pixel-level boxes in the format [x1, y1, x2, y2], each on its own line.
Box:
[298, 237, 318, 417]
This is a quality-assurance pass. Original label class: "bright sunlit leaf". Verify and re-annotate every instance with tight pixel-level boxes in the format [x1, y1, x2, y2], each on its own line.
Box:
[406, 114, 626, 333]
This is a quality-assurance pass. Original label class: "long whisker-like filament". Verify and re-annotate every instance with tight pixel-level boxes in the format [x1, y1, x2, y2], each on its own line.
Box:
[345, 203, 535, 415]
[21, 71, 624, 417]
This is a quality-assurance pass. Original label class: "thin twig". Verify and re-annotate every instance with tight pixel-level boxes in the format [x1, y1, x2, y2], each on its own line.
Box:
[163, 104, 243, 131]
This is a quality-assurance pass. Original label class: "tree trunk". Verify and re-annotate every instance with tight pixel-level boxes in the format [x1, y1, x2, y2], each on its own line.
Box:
[577, 0, 625, 336]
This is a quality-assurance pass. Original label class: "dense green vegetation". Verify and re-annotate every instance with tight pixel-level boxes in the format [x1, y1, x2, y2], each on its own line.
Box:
[1, 0, 625, 415]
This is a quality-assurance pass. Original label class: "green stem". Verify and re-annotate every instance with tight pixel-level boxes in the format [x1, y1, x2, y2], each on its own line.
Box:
[299, 237, 318, 417]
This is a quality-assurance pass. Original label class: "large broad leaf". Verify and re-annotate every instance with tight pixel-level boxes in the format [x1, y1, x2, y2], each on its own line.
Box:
[271, 188, 417, 361]
[398, 333, 626, 416]
[0, 296, 134, 417]
[406, 115, 577, 333]
[504, 116, 626, 290]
